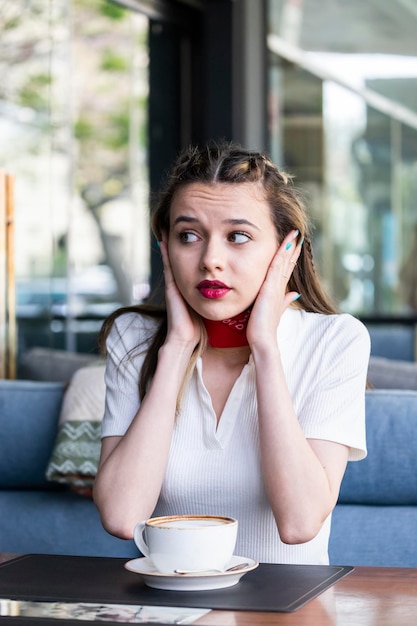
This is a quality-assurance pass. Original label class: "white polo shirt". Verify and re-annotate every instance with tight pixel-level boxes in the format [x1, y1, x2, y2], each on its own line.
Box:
[102, 308, 370, 564]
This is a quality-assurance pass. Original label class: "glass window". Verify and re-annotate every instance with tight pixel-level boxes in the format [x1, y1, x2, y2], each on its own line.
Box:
[0, 0, 149, 362]
[267, 0, 417, 318]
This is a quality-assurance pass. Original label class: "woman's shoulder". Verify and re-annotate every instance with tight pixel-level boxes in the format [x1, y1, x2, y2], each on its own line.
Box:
[107, 309, 162, 352]
[297, 309, 370, 353]
[112, 309, 161, 333]
[297, 308, 367, 333]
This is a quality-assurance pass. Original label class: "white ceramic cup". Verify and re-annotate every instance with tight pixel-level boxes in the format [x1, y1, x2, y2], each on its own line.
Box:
[133, 514, 238, 574]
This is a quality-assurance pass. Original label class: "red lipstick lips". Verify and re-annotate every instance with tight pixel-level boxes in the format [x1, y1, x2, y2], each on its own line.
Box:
[197, 280, 231, 299]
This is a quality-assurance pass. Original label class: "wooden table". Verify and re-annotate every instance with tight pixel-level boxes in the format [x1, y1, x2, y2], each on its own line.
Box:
[1, 554, 417, 625]
[194, 566, 417, 626]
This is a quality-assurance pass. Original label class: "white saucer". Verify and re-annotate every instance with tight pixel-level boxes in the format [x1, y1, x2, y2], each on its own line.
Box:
[124, 555, 259, 591]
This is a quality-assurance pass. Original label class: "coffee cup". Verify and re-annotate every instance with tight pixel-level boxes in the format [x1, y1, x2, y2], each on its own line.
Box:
[133, 514, 238, 574]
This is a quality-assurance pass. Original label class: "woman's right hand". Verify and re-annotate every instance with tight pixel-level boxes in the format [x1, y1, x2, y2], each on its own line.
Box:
[160, 240, 201, 349]
[95, 243, 201, 537]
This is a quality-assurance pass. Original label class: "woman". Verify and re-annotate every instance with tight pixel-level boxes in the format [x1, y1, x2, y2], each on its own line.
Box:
[93, 142, 370, 565]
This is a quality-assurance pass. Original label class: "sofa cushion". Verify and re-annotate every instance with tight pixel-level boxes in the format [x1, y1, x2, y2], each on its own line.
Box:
[368, 356, 417, 390]
[18, 347, 104, 383]
[46, 365, 106, 495]
[0, 490, 138, 557]
[329, 504, 417, 567]
[339, 389, 417, 504]
[0, 380, 65, 488]
[367, 324, 415, 361]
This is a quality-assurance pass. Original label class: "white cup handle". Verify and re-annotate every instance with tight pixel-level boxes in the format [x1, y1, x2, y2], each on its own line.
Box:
[133, 521, 150, 557]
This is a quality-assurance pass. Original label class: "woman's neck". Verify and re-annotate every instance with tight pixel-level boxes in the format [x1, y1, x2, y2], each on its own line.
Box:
[205, 344, 251, 367]
[202, 309, 251, 349]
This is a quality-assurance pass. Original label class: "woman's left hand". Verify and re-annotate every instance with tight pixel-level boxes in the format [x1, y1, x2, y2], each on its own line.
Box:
[246, 229, 302, 349]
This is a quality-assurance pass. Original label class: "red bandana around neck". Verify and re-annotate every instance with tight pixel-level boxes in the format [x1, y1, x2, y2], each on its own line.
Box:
[203, 309, 251, 348]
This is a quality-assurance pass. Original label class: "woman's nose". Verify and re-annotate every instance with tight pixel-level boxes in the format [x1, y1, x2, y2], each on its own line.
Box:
[200, 238, 225, 272]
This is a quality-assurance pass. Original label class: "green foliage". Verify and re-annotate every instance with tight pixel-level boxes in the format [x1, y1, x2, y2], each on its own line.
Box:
[136, 27, 148, 48]
[101, 49, 128, 72]
[3, 16, 21, 30]
[74, 118, 95, 141]
[100, 1, 126, 21]
[18, 73, 51, 110]
[106, 110, 130, 148]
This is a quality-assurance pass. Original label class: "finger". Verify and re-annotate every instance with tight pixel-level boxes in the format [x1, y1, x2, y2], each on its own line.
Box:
[264, 232, 296, 284]
[283, 228, 300, 249]
[280, 230, 302, 281]
[270, 229, 299, 263]
[283, 291, 302, 309]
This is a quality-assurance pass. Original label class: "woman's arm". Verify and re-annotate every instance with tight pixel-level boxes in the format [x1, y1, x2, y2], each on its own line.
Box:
[252, 343, 349, 544]
[93, 242, 200, 539]
[247, 231, 366, 544]
[93, 340, 194, 539]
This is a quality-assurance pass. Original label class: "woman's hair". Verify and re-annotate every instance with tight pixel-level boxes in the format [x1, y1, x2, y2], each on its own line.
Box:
[100, 141, 337, 405]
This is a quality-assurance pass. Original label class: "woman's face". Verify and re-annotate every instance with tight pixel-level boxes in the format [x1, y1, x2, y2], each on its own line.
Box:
[167, 182, 279, 320]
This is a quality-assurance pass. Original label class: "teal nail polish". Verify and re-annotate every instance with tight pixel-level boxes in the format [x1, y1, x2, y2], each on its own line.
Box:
[285, 242, 293, 251]
[293, 293, 301, 301]
[157, 241, 161, 248]
[299, 236, 304, 247]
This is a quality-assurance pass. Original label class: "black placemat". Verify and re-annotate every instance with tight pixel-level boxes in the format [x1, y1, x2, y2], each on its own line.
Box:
[0, 555, 353, 613]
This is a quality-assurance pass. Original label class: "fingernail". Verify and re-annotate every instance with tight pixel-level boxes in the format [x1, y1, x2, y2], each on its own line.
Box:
[285, 242, 293, 251]
[292, 229, 299, 239]
[157, 241, 161, 248]
[299, 236, 304, 247]
[293, 293, 301, 301]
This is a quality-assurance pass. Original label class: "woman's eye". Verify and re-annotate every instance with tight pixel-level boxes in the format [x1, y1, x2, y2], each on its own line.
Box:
[229, 231, 251, 244]
[179, 231, 199, 243]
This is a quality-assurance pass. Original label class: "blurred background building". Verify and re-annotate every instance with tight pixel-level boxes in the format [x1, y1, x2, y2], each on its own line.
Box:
[1, 0, 417, 372]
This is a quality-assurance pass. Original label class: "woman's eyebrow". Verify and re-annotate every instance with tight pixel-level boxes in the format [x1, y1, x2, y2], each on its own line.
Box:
[172, 215, 198, 225]
[224, 218, 260, 230]
[172, 216, 260, 230]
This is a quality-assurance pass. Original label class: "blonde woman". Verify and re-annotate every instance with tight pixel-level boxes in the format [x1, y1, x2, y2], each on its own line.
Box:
[94, 142, 370, 565]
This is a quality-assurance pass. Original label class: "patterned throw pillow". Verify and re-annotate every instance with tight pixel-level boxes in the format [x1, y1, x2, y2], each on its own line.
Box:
[46, 365, 106, 497]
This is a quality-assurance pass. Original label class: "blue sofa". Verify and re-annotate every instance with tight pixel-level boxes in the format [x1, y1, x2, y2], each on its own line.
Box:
[0, 379, 137, 559]
[329, 389, 417, 567]
[1, 379, 417, 567]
